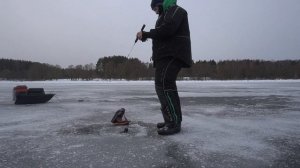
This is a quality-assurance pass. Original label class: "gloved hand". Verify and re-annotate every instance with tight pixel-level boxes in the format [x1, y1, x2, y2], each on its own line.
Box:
[136, 31, 148, 42]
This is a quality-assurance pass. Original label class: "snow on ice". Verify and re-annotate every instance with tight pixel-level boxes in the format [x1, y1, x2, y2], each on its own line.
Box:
[0, 80, 300, 168]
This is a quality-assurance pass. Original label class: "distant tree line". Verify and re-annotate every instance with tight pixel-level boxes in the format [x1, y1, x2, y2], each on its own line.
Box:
[0, 58, 96, 80]
[1, 57, 299, 80]
[96, 56, 153, 80]
[96, 56, 300, 80]
[179, 59, 300, 80]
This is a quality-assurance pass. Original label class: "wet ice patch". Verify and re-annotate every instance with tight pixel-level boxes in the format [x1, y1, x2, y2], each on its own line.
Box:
[57, 122, 155, 138]
[169, 115, 284, 165]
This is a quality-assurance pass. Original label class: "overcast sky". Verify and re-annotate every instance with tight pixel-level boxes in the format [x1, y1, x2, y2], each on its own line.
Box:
[1, 0, 299, 67]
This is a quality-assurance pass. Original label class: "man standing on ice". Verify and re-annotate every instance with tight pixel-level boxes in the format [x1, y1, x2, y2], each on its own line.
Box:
[137, 0, 192, 135]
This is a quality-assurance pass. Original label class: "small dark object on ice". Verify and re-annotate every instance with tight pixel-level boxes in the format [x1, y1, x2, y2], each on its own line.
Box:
[120, 128, 129, 133]
[13, 85, 55, 105]
[111, 108, 130, 125]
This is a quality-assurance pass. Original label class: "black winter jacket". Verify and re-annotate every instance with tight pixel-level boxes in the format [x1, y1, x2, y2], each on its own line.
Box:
[144, 5, 192, 68]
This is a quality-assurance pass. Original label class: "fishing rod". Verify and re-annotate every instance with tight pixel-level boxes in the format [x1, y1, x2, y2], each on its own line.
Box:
[127, 24, 146, 58]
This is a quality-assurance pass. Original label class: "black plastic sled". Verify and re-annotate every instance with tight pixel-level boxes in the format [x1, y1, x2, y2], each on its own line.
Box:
[13, 85, 55, 105]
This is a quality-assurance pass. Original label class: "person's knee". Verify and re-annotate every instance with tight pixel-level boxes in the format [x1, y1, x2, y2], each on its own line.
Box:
[162, 80, 177, 90]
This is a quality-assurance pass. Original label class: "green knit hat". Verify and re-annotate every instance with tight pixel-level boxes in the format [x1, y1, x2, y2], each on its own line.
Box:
[163, 0, 177, 11]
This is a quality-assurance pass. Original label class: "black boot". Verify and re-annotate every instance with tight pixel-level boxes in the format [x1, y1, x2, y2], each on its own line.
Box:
[157, 107, 170, 129]
[157, 123, 181, 135]
[157, 122, 165, 129]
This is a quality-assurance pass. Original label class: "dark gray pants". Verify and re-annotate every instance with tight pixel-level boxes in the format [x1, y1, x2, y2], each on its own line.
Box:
[155, 57, 183, 127]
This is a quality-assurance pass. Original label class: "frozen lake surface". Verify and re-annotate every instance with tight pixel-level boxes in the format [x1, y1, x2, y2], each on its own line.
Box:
[0, 80, 299, 168]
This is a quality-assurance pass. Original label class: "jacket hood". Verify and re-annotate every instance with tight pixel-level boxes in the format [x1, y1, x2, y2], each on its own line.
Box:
[163, 0, 177, 11]
[151, 0, 163, 9]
